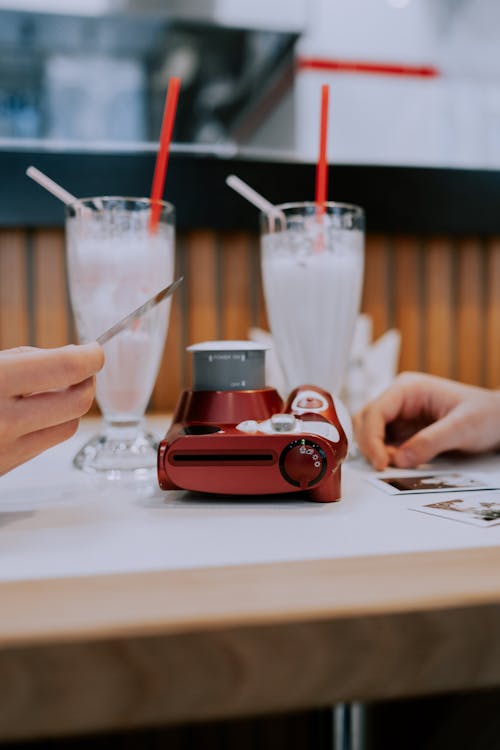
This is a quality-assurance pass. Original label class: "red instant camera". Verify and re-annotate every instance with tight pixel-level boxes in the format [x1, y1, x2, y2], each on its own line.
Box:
[158, 342, 350, 502]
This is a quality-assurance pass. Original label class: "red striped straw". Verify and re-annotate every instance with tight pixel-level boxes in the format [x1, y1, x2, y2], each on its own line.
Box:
[315, 84, 330, 210]
[149, 77, 181, 233]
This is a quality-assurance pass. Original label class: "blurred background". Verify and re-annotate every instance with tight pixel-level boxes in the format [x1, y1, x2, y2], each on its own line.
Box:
[1, 0, 500, 168]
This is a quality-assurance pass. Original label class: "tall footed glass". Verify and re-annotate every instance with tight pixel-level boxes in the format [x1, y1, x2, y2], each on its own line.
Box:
[66, 197, 175, 477]
[260, 202, 365, 397]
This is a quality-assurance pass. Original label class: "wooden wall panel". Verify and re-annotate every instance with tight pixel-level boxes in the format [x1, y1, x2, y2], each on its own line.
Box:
[33, 229, 70, 348]
[150, 292, 182, 412]
[393, 235, 422, 372]
[220, 232, 252, 340]
[423, 236, 455, 379]
[0, 229, 29, 348]
[256, 265, 269, 332]
[2, 226, 500, 410]
[361, 235, 392, 339]
[151, 237, 185, 412]
[185, 230, 219, 345]
[485, 238, 500, 388]
[254, 235, 269, 333]
[456, 237, 484, 385]
[184, 230, 219, 388]
[248, 234, 267, 332]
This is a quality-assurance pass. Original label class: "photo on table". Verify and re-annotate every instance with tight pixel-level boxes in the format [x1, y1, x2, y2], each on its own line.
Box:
[410, 493, 500, 527]
[368, 472, 500, 495]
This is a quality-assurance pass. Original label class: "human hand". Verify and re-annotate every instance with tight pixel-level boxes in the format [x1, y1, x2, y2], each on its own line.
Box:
[353, 372, 500, 470]
[0, 343, 104, 475]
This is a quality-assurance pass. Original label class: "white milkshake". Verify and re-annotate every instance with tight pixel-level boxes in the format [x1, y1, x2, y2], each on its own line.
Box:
[65, 197, 175, 474]
[66, 225, 174, 421]
[261, 206, 364, 396]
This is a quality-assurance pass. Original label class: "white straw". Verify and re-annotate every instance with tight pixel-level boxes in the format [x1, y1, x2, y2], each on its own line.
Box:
[226, 174, 278, 215]
[26, 166, 79, 207]
[225, 174, 286, 232]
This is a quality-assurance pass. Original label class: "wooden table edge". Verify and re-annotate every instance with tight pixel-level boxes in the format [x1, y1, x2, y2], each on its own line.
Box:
[3, 544, 500, 741]
[2, 544, 500, 647]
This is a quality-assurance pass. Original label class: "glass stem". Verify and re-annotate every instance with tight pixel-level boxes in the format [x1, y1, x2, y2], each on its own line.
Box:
[103, 419, 142, 442]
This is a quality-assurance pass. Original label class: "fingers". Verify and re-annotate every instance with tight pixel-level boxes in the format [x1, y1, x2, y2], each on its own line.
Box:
[0, 343, 103, 475]
[0, 419, 80, 476]
[353, 409, 390, 470]
[353, 381, 410, 470]
[0, 346, 36, 357]
[392, 416, 458, 467]
[392, 399, 492, 469]
[353, 372, 465, 470]
[0, 343, 104, 397]
[6, 376, 96, 438]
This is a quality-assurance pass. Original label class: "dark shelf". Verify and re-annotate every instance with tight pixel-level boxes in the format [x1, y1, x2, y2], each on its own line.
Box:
[2, 148, 500, 235]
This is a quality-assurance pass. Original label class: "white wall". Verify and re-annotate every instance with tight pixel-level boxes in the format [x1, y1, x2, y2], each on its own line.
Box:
[0, 0, 117, 13]
[295, 0, 444, 166]
[299, 0, 437, 62]
[213, 0, 306, 31]
[249, 0, 500, 169]
[295, 71, 448, 166]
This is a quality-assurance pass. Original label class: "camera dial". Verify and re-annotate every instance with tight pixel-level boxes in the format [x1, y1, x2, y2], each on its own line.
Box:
[279, 438, 327, 488]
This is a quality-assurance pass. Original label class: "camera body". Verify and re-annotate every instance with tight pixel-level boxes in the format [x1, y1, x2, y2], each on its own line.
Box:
[157, 342, 350, 502]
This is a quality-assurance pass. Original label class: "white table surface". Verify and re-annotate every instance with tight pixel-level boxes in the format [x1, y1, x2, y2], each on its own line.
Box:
[1, 416, 500, 583]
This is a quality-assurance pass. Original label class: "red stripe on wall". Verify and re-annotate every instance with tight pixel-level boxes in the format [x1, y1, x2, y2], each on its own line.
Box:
[297, 57, 440, 78]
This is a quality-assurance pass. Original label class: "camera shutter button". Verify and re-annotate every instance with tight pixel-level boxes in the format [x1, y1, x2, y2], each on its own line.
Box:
[279, 439, 327, 489]
[270, 413, 296, 432]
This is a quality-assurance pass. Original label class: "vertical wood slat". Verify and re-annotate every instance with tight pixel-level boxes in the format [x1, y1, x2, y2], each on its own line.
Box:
[423, 236, 455, 379]
[220, 232, 252, 340]
[185, 230, 219, 344]
[2, 226, 500, 408]
[254, 234, 269, 332]
[184, 230, 219, 391]
[248, 234, 264, 330]
[361, 234, 392, 339]
[0, 229, 30, 348]
[485, 238, 500, 388]
[256, 266, 269, 332]
[150, 237, 185, 412]
[393, 235, 422, 372]
[456, 237, 484, 385]
[33, 229, 70, 348]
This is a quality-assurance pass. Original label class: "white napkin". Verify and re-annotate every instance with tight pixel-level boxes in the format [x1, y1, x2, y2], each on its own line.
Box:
[249, 317, 401, 413]
[343, 326, 401, 414]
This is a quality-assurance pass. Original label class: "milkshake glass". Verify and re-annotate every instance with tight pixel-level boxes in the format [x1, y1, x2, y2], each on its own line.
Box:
[260, 202, 364, 397]
[66, 197, 175, 476]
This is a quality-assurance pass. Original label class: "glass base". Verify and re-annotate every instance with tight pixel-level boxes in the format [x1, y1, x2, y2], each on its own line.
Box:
[73, 425, 159, 480]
